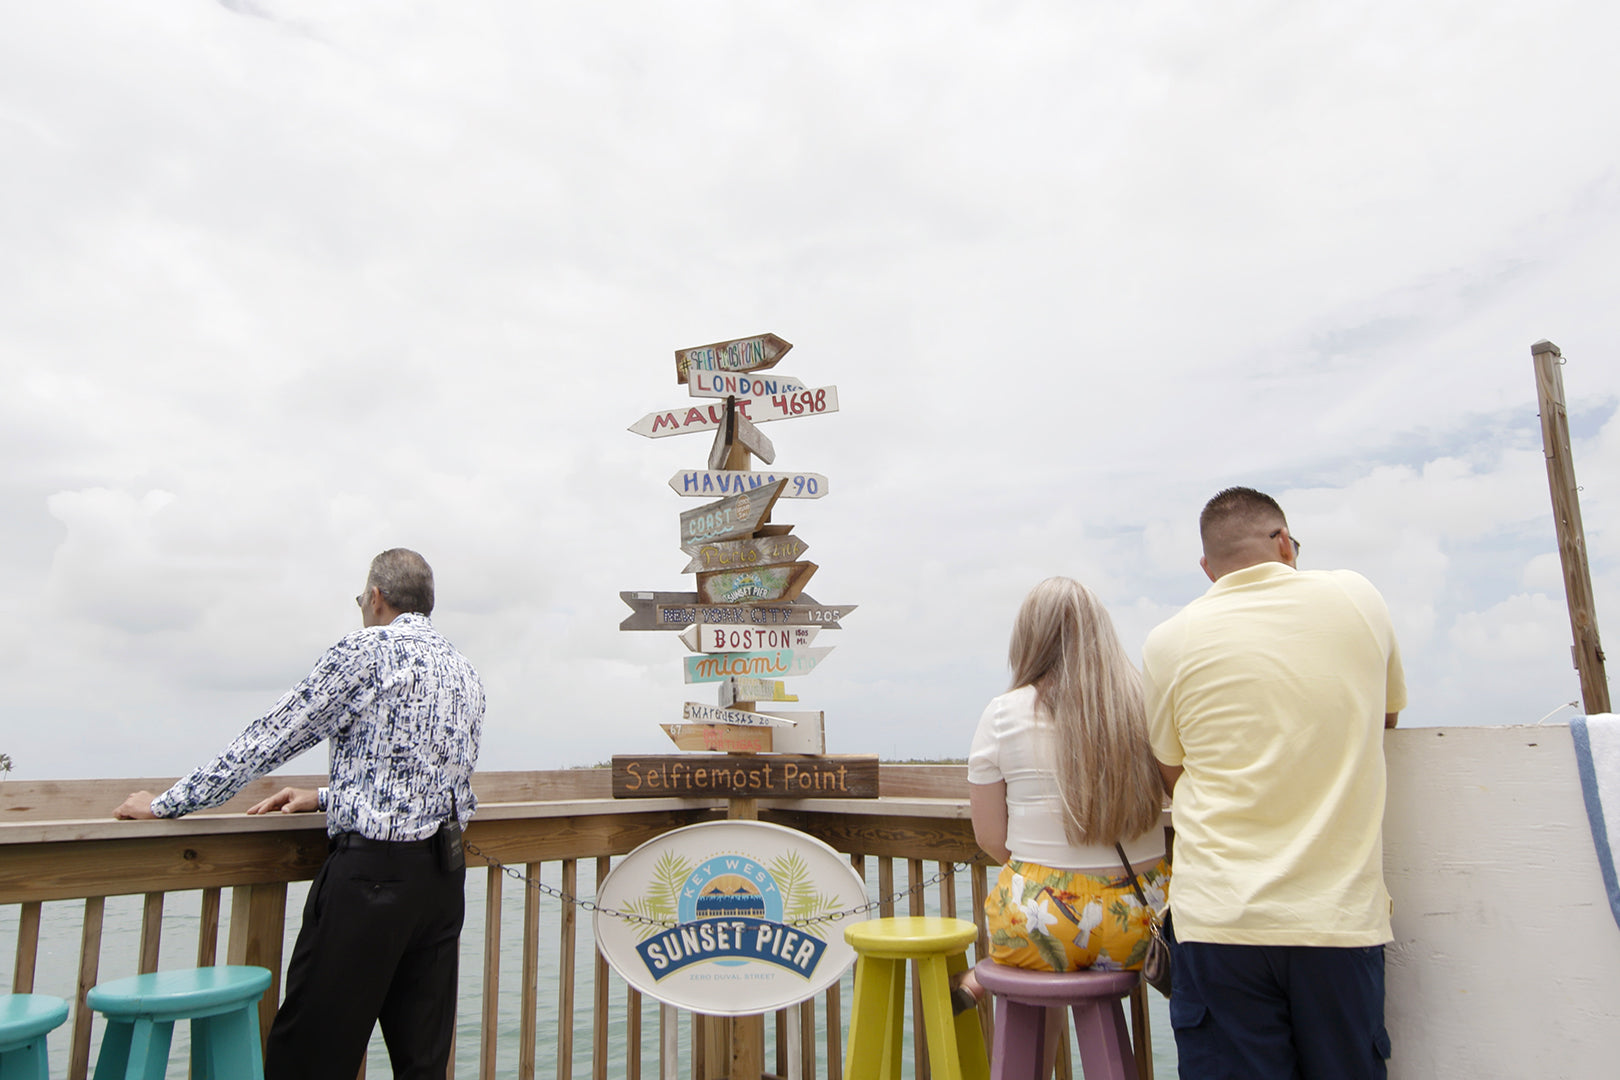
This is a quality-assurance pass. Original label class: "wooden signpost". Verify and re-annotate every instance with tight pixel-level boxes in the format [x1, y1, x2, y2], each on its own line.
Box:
[675, 332, 792, 384]
[669, 470, 828, 500]
[621, 331, 870, 1079]
[679, 624, 820, 654]
[680, 534, 809, 575]
[696, 562, 817, 605]
[626, 385, 839, 439]
[688, 370, 805, 399]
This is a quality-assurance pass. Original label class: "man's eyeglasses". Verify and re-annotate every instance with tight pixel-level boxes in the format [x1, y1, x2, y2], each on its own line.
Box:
[1270, 528, 1301, 555]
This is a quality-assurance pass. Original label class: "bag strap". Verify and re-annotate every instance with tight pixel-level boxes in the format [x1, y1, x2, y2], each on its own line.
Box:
[1114, 842, 1160, 927]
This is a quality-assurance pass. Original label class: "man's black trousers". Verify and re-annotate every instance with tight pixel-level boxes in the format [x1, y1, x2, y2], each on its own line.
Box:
[265, 834, 466, 1080]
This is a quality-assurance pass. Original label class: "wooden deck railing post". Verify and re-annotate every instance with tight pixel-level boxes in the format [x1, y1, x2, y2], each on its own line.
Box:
[226, 881, 288, 1052]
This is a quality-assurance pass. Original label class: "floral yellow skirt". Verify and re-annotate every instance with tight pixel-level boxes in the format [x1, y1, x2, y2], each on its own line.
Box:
[984, 857, 1171, 972]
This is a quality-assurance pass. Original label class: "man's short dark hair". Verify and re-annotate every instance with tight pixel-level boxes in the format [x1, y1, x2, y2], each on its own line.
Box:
[368, 549, 435, 616]
[1200, 486, 1286, 548]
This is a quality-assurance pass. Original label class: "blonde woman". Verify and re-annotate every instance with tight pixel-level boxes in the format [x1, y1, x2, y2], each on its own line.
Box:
[960, 577, 1169, 1017]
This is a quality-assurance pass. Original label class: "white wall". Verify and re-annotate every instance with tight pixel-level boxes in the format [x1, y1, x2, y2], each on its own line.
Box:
[1385, 725, 1620, 1078]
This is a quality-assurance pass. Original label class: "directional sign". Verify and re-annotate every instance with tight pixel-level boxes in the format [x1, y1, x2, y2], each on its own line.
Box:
[683, 646, 833, 684]
[689, 371, 806, 399]
[680, 624, 820, 654]
[612, 755, 879, 799]
[679, 480, 786, 547]
[675, 332, 792, 384]
[666, 711, 826, 756]
[662, 723, 773, 754]
[669, 471, 829, 500]
[705, 402, 776, 470]
[682, 702, 795, 727]
[628, 387, 838, 439]
[697, 562, 816, 605]
[681, 534, 808, 575]
[618, 591, 853, 631]
[720, 679, 798, 706]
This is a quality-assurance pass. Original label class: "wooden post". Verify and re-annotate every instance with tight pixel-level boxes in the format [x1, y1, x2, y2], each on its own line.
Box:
[227, 881, 288, 1052]
[1532, 340, 1612, 714]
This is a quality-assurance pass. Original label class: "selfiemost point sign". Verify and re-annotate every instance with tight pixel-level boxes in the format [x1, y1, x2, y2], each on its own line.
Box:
[594, 820, 868, 1015]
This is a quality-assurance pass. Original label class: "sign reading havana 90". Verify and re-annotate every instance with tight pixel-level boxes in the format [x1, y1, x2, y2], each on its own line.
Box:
[594, 820, 869, 1015]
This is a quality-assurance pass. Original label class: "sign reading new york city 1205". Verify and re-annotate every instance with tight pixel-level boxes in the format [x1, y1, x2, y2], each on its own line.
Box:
[594, 820, 869, 1016]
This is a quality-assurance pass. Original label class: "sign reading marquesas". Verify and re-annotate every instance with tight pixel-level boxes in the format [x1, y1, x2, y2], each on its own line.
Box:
[669, 470, 828, 500]
[610, 756, 879, 799]
[683, 646, 832, 684]
[675, 333, 792, 384]
[682, 702, 795, 727]
[593, 820, 869, 1015]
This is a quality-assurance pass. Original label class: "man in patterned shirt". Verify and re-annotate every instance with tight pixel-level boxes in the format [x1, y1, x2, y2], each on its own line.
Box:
[114, 548, 485, 1080]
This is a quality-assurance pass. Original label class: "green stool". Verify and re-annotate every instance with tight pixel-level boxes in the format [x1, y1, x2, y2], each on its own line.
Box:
[0, 994, 70, 1080]
[87, 966, 272, 1080]
[844, 916, 989, 1080]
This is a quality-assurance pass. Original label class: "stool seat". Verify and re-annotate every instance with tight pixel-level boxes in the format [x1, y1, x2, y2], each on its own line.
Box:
[88, 966, 271, 1080]
[844, 915, 981, 958]
[88, 966, 272, 1021]
[972, 961, 1139, 1004]
[844, 917, 988, 1080]
[0, 994, 70, 1048]
[974, 960, 1140, 1080]
[1, 994, 71, 1080]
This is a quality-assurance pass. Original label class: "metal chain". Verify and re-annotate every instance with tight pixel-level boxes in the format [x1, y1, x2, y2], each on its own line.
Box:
[463, 840, 970, 929]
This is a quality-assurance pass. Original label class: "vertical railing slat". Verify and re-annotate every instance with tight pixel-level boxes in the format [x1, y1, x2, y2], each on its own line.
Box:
[227, 882, 289, 1053]
[626, 986, 642, 1080]
[824, 980, 842, 1080]
[592, 856, 610, 1080]
[797, 996, 815, 1080]
[972, 864, 992, 1056]
[557, 858, 578, 1080]
[519, 862, 542, 1080]
[69, 895, 104, 1080]
[11, 900, 42, 992]
[481, 865, 504, 1080]
[907, 859, 929, 1080]
[197, 887, 222, 967]
[138, 892, 164, 974]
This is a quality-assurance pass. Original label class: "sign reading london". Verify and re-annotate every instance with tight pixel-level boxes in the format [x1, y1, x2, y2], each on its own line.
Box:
[594, 820, 869, 1015]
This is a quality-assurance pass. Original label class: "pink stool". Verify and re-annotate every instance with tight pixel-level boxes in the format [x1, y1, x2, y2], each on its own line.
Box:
[972, 960, 1139, 1080]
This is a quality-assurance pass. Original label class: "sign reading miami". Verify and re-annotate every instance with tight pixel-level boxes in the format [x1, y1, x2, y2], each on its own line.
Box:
[633, 851, 834, 980]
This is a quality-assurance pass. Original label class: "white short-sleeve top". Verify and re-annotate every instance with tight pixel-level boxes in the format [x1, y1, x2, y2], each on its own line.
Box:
[968, 684, 1166, 871]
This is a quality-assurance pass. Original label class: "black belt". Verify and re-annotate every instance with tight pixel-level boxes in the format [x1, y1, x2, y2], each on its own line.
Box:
[331, 831, 435, 852]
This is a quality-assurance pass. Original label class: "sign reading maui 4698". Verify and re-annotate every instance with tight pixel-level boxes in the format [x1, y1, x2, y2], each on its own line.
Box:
[593, 820, 869, 1015]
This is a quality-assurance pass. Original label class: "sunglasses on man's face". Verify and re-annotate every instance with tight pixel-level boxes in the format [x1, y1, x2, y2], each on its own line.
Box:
[1269, 528, 1301, 555]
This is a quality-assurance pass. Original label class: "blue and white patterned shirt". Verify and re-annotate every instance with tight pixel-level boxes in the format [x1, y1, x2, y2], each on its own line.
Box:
[151, 613, 485, 840]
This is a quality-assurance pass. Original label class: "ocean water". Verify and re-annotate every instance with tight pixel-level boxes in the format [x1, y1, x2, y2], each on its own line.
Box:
[3, 867, 1178, 1077]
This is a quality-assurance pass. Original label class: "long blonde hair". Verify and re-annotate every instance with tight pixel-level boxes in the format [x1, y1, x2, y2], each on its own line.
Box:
[1007, 577, 1162, 846]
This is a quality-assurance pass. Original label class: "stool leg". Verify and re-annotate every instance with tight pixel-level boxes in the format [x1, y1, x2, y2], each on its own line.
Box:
[845, 956, 906, 1080]
[0, 1037, 50, 1080]
[192, 1005, 266, 1080]
[94, 1018, 172, 1080]
[1071, 999, 1135, 1079]
[944, 950, 989, 1080]
[990, 997, 1044, 1080]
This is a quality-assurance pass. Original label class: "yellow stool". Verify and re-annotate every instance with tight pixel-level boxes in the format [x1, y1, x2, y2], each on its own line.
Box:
[844, 916, 989, 1080]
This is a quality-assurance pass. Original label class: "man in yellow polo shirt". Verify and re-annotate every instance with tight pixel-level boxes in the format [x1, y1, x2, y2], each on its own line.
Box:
[1143, 487, 1406, 1080]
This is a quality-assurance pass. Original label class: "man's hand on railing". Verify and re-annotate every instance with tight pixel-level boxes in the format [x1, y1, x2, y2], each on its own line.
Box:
[113, 791, 159, 820]
[247, 787, 320, 815]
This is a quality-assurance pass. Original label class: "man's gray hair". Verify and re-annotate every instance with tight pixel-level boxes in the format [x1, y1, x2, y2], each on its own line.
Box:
[367, 549, 435, 616]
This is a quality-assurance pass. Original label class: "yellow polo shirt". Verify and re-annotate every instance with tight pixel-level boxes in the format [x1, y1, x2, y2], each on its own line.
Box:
[1143, 562, 1406, 946]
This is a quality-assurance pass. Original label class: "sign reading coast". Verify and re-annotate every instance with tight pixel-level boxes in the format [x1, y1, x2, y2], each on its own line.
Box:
[679, 480, 787, 547]
[612, 755, 879, 799]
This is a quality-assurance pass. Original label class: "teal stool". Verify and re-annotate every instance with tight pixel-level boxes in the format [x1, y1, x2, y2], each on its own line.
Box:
[87, 966, 272, 1080]
[0, 994, 70, 1080]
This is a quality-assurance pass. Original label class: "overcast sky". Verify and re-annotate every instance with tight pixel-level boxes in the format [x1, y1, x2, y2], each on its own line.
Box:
[2, 1, 1616, 783]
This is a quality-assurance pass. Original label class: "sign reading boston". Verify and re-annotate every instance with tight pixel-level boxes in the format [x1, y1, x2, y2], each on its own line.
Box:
[594, 820, 868, 1015]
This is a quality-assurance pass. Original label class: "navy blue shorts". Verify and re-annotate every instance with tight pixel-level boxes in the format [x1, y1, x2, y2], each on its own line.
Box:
[1166, 912, 1391, 1080]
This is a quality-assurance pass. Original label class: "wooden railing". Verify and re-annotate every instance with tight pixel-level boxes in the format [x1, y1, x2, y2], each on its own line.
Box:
[1, 766, 1151, 1079]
